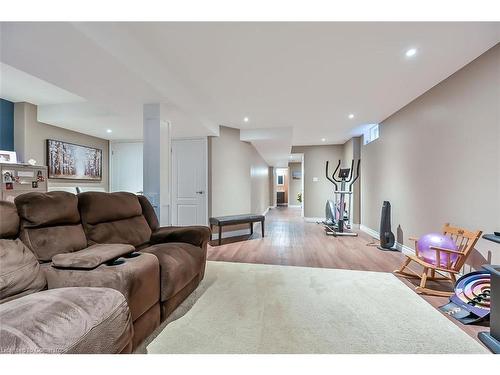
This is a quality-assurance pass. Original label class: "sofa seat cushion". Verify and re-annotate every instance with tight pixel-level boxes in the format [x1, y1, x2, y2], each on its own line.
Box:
[52, 243, 135, 270]
[0, 239, 46, 304]
[142, 243, 205, 302]
[83, 216, 152, 248]
[43, 253, 160, 321]
[0, 287, 133, 354]
[20, 224, 88, 262]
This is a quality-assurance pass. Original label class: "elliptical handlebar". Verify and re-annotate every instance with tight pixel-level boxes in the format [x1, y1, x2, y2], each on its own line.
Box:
[326, 159, 361, 191]
[325, 160, 340, 190]
[346, 159, 355, 183]
[349, 159, 361, 192]
[331, 160, 342, 183]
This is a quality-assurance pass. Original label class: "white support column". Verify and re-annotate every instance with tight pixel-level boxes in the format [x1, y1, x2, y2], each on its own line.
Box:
[143, 103, 171, 226]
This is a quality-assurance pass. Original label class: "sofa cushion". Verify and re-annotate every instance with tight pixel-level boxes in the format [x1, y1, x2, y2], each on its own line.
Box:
[78, 191, 142, 224]
[78, 192, 152, 247]
[83, 216, 152, 248]
[52, 243, 135, 270]
[0, 201, 19, 239]
[43, 252, 160, 321]
[15, 192, 87, 261]
[0, 239, 46, 304]
[19, 225, 88, 262]
[15, 191, 81, 227]
[142, 242, 205, 302]
[0, 287, 133, 354]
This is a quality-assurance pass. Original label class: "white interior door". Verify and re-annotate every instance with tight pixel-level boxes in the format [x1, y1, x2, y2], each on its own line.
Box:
[171, 138, 207, 225]
[110, 142, 143, 193]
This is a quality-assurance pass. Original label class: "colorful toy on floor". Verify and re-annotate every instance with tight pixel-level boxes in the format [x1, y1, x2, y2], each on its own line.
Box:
[440, 271, 491, 324]
[417, 233, 458, 267]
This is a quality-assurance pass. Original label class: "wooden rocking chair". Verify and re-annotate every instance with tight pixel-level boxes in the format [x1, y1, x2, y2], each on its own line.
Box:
[393, 223, 482, 297]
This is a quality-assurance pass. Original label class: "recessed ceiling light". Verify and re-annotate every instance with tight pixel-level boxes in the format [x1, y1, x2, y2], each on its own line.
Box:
[321, 138, 326, 142]
[348, 114, 354, 119]
[106, 129, 112, 133]
[405, 48, 417, 57]
[243, 117, 249, 123]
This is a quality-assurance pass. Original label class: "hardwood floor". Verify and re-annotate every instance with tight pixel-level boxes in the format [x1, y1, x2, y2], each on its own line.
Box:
[207, 206, 489, 344]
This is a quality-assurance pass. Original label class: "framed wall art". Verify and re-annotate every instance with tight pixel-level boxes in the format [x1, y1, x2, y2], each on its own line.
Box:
[47, 139, 102, 180]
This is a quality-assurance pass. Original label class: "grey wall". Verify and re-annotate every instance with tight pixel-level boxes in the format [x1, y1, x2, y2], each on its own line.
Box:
[361, 44, 500, 269]
[209, 126, 270, 218]
[14, 102, 109, 191]
[288, 162, 302, 206]
[291, 144, 343, 218]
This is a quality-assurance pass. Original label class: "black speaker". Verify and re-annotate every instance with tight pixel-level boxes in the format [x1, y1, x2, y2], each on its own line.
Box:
[377, 201, 398, 251]
[478, 264, 500, 353]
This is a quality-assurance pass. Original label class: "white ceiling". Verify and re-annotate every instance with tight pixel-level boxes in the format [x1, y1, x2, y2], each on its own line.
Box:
[240, 127, 293, 167]
[1, 22, 498, 165]
[0, 63, 85, 105]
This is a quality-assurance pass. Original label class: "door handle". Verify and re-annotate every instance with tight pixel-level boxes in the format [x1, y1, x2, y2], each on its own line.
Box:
[196, 191, 204, 194]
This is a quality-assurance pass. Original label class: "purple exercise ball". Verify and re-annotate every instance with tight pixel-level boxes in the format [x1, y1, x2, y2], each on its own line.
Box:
[417, 233, 458, 267]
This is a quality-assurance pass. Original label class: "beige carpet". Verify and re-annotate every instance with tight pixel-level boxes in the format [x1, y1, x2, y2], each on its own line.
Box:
[147, 261, 488, 354]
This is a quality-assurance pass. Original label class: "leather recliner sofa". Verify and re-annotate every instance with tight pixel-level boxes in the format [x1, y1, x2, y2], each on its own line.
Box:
[0, 201, 134, 354]
[77, 191, 210, 319]
[1, 191, 210, 353]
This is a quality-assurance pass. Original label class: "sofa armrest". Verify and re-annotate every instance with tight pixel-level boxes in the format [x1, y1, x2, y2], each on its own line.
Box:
[150, 226, 211, 248]
[52, 243, 135, 270]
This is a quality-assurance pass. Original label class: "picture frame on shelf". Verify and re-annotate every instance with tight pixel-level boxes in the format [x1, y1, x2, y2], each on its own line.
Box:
[0, 150, 17, 164]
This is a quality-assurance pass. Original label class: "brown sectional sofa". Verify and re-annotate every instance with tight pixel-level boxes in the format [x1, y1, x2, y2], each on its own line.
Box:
[0, 191, 211, 353]
[0, 201, 133, 354]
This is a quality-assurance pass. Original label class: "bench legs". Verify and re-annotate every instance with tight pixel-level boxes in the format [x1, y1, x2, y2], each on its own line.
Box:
[211, 219, 265, 246]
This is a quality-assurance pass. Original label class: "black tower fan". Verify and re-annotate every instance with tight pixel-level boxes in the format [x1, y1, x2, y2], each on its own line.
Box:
[377, 201, 398, 251]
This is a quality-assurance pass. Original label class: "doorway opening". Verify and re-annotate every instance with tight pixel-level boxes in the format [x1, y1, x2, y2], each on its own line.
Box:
[275, 167, 288, 207]
[287, 154, 304, 216]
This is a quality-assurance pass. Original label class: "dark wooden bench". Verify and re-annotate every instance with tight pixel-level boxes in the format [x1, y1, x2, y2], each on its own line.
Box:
[209, 214, 265, 246]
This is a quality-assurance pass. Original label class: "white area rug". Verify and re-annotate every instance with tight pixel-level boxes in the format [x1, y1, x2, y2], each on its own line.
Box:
[147, 261, 487, 354]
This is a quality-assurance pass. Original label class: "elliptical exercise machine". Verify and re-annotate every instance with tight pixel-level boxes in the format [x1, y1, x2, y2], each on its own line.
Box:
[323, 159, 360, 237]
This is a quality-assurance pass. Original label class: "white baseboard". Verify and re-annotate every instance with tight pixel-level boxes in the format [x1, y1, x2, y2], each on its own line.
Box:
[359, 224, 379, 239]
[359, 224, 413, 255]
[288, 204, 302, 208]
[262, 207, 271, 216]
